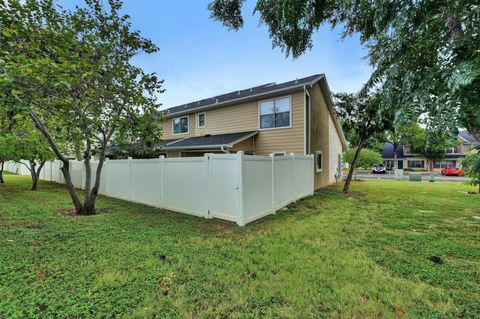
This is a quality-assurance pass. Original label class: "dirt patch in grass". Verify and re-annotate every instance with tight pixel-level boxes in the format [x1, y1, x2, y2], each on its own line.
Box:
[199, 219, 235, 234]
[2, 220, 44, 229]
[57, 208, 112, 217]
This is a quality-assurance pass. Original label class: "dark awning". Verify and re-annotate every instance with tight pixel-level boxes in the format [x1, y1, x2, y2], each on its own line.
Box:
[160, 131, 258, 151]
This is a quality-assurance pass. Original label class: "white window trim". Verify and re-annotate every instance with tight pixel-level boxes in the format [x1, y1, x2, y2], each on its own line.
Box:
[197, 112, 206, 128]
[172, 115, 189, 135]
[315, 151, 323, 172]
[258, 95, 292, 131]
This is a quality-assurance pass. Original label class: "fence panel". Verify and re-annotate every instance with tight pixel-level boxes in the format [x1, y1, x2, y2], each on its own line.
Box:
[43, 161, 53, 181]
[51, 161, 62, 183]
[294, 156, 314, 199]
[273, 156, 295, 209]
[130, 159, 162, 207]
[103, 160, 131, 200]
[69, 160, 84, 189]
[6, 154, 314, 226]
[243, 156, 273, 224]
[208, 154, 240, 223]
[162, 157, 208, 217]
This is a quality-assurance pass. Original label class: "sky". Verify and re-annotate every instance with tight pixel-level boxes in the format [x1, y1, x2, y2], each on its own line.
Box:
[60, 0, 371, 110]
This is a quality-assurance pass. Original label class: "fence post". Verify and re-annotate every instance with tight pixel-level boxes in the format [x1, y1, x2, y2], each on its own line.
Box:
[159, 155, 165, 209]
[311, 155, 315, 194]
[204, 153, 212, 219]
[128, 157, 133, 202]
[291, 153, 296, 202]
[270, 154, 276, 215]
[236, 151, 245, 226]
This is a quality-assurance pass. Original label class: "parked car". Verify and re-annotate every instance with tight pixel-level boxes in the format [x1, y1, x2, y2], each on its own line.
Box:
[441, 167, 465, 176]
[372, 164, 386, 174]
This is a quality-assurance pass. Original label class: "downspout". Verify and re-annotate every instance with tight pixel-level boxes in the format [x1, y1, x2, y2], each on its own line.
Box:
[221, 146, 229, 153]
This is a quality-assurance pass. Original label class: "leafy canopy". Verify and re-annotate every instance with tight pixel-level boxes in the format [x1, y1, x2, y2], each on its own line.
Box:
[209, 0, 480, 139]
[0, 0, 164, 213]
[461, 149, 480, 192]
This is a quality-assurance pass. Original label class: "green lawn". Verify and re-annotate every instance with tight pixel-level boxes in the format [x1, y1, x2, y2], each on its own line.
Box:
[1, 174, 479, 319]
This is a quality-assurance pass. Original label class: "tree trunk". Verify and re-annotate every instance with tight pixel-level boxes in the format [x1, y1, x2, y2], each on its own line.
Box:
[32, 159, 46, 191]
[428, 159, 434, 172]
[343, 137, 366, 193]
[83, 154, 106, 214]
[29, 112, 85, 213]
[0, 161, 4, 184]
[466, 125, 480, 144]
[61, 161, 84, 214]
[29, 160, 38, 190]
[393, 142, 398, 171]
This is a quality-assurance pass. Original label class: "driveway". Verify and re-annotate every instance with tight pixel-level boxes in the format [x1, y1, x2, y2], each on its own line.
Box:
[346, 172, 469, 182]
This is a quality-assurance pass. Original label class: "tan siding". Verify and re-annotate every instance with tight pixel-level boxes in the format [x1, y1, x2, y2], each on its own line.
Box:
[308, 83, 330, 189]
[159, 91, 305, 155]
[230, 137, 255, 153]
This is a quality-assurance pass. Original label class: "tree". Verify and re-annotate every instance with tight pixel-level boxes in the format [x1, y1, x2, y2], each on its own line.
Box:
[334, 92, 394, 193]
[0, 0, 163, 214]
[344, 148, 382, 179]
[9, 130, 55, 190]
[400, 123, 452, 171]
[0, 135, 15, 184]
[208, 1, 480, 141]
[108, 113, 162, 159]
[462, 149, 480, 193]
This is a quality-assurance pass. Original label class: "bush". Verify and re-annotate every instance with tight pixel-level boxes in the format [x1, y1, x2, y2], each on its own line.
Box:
[344, 148, 383, 170]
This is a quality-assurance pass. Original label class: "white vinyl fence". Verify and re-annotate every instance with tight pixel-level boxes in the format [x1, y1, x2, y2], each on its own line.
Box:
[4, 152, 314, 226]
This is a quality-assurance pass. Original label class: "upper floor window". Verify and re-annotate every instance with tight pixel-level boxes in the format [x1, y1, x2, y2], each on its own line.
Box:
[173, 116, 189, 134]
[259, 96, 291, 129]
[445, 146, 459, 154]
[198, 112, 206, 128]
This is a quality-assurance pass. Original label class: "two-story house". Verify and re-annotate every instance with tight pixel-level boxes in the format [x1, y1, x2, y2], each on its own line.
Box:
[157, 74, 348, 189]
[382, 131, 479, 171]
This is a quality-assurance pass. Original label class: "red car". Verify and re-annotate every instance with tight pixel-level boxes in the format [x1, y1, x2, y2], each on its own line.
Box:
[441, 167, 465, 176]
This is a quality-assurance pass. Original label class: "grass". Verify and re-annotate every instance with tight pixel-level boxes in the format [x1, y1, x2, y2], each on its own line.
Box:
[0, 173, 479, 319]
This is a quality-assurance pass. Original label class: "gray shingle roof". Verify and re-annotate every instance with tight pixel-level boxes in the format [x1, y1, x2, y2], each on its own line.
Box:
[458, 131, 479, 145]
[382, 142, 405, 159]
[162, 74, 324, 117]
[161, 131, 258, 150]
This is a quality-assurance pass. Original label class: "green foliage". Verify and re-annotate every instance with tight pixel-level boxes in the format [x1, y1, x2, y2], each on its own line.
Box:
[1, 175, 479, 317]
[208, 0, 480, 140]
[334, 92, 394, 144]
[344, 148, 382, 169]
[0, 0, 164, 211]
[109, 112, 162, 159]
[334, 92, 394, 191]
[461, 149, 480, 192]
[400, 123, 453, 169]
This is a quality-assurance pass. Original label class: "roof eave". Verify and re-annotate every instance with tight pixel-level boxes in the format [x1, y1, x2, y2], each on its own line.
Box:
[161, 131, 258, 151]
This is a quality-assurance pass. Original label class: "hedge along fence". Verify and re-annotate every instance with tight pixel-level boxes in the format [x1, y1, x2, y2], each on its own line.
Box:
[4, 152, 314, 226]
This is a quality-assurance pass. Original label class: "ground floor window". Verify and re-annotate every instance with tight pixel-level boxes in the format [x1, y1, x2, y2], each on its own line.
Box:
[384, 160, 394, 170]
[433, 160, 456, 169]
[316, 151, 323, 172]
[407, 160, 425, 169]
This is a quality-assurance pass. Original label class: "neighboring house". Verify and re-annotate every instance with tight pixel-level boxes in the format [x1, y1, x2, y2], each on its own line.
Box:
[382, 131, 479, 171]
[157, 74, 348, 189]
